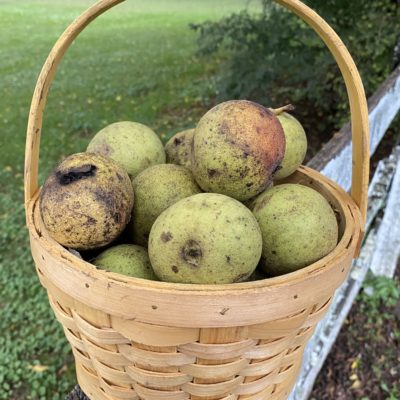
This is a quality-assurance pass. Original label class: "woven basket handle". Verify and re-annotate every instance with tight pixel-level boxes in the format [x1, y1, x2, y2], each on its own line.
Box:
[24, 0, 369, 228]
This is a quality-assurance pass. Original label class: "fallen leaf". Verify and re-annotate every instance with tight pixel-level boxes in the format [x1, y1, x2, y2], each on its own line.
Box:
[350, 373, 358, 381]
[351, 379, 362, 389]
[29, 364, 49, 373]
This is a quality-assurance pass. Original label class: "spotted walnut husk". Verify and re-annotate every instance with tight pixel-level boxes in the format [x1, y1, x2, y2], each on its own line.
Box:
[87, 121, 165, 178]
[130, 164, 201, 246]
[191, 100, 285, 201]
[148, 193, 262, 284]
[165, 128, 194, 169]
[252, 184, 338, 276]
[39, 152, 134, 250]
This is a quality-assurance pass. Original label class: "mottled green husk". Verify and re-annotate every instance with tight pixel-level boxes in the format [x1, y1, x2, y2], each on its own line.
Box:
[274, 112, 307, 180]
[93, 244, 157, 280]
[165, 129, 194, 169]
[252, 184, 338, 276]
[149, 193, 262, 284]
[87, 121, 165, 178]
[39, 153, 134, 250]
[130, 164, 201, 246]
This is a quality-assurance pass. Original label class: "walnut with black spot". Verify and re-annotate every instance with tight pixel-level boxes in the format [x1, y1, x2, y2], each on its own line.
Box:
[39, 152, 134, 250]
[165, 128, 194, 169]
[148, 193, 262, 284]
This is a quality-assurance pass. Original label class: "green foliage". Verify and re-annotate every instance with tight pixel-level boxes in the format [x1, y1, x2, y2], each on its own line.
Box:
[357, 273, 400, 399]
[191, 0, 399, 148]
[360, 274, 400, 325]
[0, 170, 76, 400]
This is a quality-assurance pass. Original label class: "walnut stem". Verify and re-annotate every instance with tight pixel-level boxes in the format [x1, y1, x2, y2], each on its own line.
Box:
[271, 104, 295, 115]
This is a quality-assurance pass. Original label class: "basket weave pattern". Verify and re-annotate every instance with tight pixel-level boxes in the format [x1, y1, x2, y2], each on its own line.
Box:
[45, 276, 330, 400]
[28, 166, 361, 399]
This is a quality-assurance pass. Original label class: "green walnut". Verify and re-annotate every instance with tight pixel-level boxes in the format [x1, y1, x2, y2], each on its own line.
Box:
[148, 193, 262, 284]
[39, 152, 134, 250]
[252, 184, 338, 276]
[191, 100, 285, 201]
[272, 105, 307, 180]
[93, 244, 157, 280]
[130, 164, 201, 246]
[87, 121, 165, 178]
[165, 128, 194, 169]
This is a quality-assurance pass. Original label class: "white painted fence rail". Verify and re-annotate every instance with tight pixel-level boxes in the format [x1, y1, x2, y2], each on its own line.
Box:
[290, 66, 400, 399]
[370, 147, 400, 277]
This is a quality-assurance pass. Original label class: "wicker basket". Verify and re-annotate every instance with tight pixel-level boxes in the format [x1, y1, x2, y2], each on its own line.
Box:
[24, 0, 370, 399]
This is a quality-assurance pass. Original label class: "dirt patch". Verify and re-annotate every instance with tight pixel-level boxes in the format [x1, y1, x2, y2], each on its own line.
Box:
[310, 264, 400, 400]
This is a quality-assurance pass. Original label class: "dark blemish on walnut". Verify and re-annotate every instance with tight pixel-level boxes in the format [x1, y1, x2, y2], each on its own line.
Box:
[161, 231, 173, 242]
[94, 188, 117, 212]
[207, 169, 220, 178]
[152, 305, 158, 310]
[294, 294, 298, 299]
[226, 255, 231, 263]
[97, 143, 113, 156]
[220, 307, 230, 315]
[116, 172, 124, 182]
[84, 216, 97, 226]
[272, 250, 277, 255]
[102, 220, 112, 241]
[85, 283, 89, 288]
[173, 137, 182, 146]
[180, 239, 202, 267]
[171, 265, 179, 273]
[253, 195, 270, 212]
[57, 164, 97, 185]
[220, 121, 230, 135]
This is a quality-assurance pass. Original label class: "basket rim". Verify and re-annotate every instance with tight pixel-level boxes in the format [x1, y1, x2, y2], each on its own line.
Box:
[27, 165, 361, 295]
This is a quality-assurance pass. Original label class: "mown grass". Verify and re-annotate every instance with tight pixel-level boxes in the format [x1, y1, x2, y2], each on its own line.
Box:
[0, 1, 252, 398]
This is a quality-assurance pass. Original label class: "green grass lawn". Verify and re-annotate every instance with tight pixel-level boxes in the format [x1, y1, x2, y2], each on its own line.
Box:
[0, 1, 252, 398]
